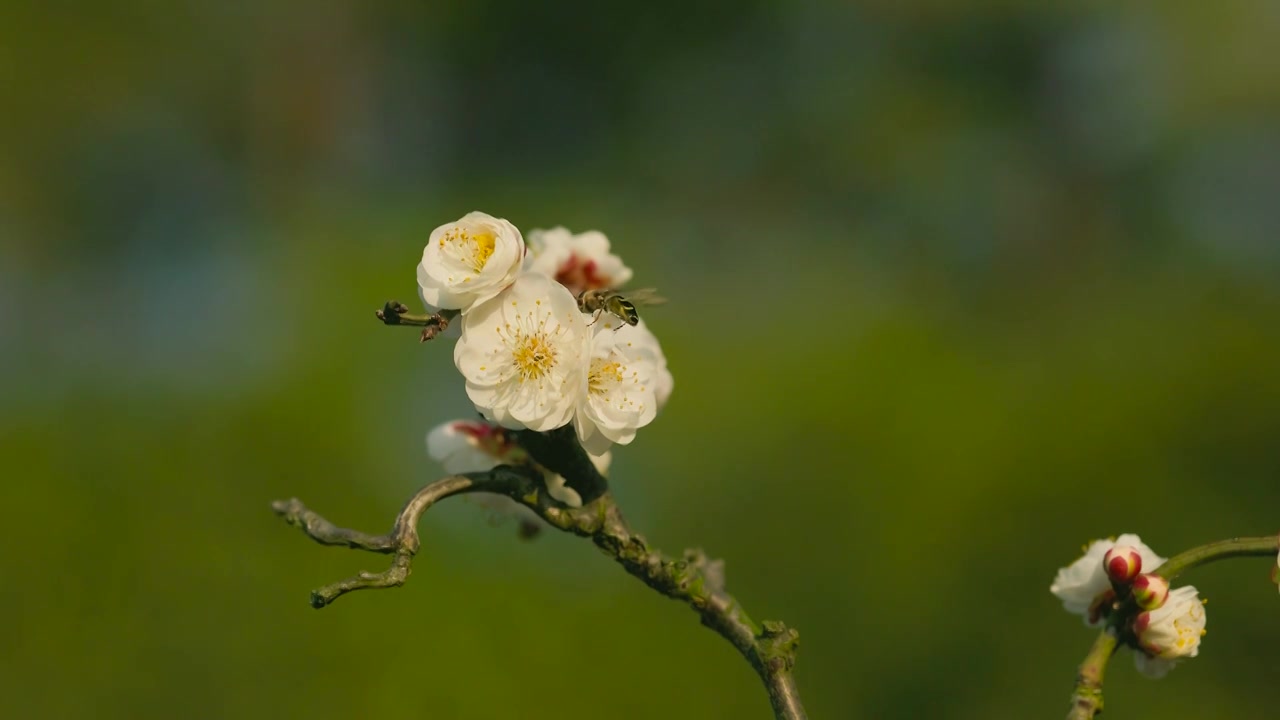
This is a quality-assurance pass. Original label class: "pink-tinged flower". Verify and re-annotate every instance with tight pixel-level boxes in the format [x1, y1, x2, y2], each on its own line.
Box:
[426, 420, 523, 475]
[1133, 586, 1206, 678]
[526, 226, 633, 295]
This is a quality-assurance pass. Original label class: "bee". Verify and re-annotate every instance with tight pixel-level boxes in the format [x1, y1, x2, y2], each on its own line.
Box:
[576, 288, 666, 328]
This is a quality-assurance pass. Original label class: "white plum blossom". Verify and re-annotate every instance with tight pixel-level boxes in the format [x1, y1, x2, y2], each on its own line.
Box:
[425, 419, 611, 508]
[573, 320, 667, 455]
[1133, 586, 1207, 678]
[418, 211, 526, 313]
[417, 212, 672, 495]
[1050, 534, 1167, 626]
[454, 273, 590, 432]
[526, 226, 633, 295]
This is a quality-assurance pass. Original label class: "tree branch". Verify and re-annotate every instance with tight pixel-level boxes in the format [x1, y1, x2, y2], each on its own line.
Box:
[272, 466, 806, 719]
[1065, 628, 1118, 720]
[1152, 535, 1280, 581]
[513, 424, 609, 504]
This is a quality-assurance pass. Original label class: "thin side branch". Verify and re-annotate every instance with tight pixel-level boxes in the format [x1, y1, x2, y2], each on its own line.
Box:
[1152, 534, 1280, 581]
[273, 467, 806, 719]
[375, 301, 459, 341]
[1065, 629, 1118, 720]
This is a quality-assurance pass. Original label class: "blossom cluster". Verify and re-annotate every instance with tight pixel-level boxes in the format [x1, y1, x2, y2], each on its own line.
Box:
[417, 212, 673, 507]
[1050, 534, 1207, 678]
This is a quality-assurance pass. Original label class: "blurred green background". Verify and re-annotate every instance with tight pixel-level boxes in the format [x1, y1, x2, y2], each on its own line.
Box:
[3, 1, 1279, 718]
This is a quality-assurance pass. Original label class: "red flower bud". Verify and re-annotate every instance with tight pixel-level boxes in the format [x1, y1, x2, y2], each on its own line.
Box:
[1132, 573, 1170, 610]
[1103, 545, 1143, 584]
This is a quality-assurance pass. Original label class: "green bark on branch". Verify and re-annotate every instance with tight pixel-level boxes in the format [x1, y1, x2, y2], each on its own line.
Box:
[1065, 629, 1118, 720]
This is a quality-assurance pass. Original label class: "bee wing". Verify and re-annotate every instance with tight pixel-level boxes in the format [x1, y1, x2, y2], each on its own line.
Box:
[623, 288, 667, 306]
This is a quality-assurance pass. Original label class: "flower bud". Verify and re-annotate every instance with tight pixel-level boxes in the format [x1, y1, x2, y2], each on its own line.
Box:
[1132, 573, 1170, 610]
[1103, 545, 1143, 584]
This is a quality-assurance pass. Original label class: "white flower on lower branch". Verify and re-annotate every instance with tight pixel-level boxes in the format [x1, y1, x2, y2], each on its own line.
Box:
[1133, 586, 1207, 678]
[1050, 534, 1167, 626]
[454, 273, 590, 432]
[425, 419, 610, 508]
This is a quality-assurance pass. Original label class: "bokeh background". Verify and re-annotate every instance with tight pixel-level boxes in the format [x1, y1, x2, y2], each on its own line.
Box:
[3, 2, 1280, 718]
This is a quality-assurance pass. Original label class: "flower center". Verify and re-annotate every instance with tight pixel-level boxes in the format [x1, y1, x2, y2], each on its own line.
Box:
[556, 254, 609, 295]
[439, 226, 496, 273]
[453, 421, 513, 455]
[511, 331, 558, 381]
[1172, 606, 1206, 651]
[588, 358, 625, 396]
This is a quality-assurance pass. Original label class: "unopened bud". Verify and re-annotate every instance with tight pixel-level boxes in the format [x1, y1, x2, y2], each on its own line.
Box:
[1132, 573, 1170, 610]
[1103, 545, 1143, 584]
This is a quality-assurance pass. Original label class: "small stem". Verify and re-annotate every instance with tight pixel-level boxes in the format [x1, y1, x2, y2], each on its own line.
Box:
[375, 301, 459, 341]
[1152, 535, 1280, 581]
[1066, 629, 1118, 720]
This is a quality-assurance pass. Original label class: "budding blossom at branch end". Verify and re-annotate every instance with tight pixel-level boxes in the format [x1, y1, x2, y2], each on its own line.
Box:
[1050, 534, 1167, 627]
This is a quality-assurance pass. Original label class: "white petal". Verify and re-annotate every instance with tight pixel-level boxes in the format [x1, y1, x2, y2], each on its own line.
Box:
[1050, 539, 1117, 621]
[589, 450, 612, 475]
[627, 320, 672, 410]
[579, 424, 616, 455]
[425, 421, 470, 461]
[424, 420, 503, 474]
[1114, 533, 1168, 572]
[1134, 653, 1177, 679]
[544, 473, 583, 508]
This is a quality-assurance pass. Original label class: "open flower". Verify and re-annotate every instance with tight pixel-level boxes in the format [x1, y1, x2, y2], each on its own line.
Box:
[1050, 534, 1167, 626]
[1133, 586, 1207, 678]
[454, 273, 589, 432]
[418, 211, 525, 312]
[526, 226, 633, 295]
[573, 320, 664, 454]
[425, 419, 610, 508]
